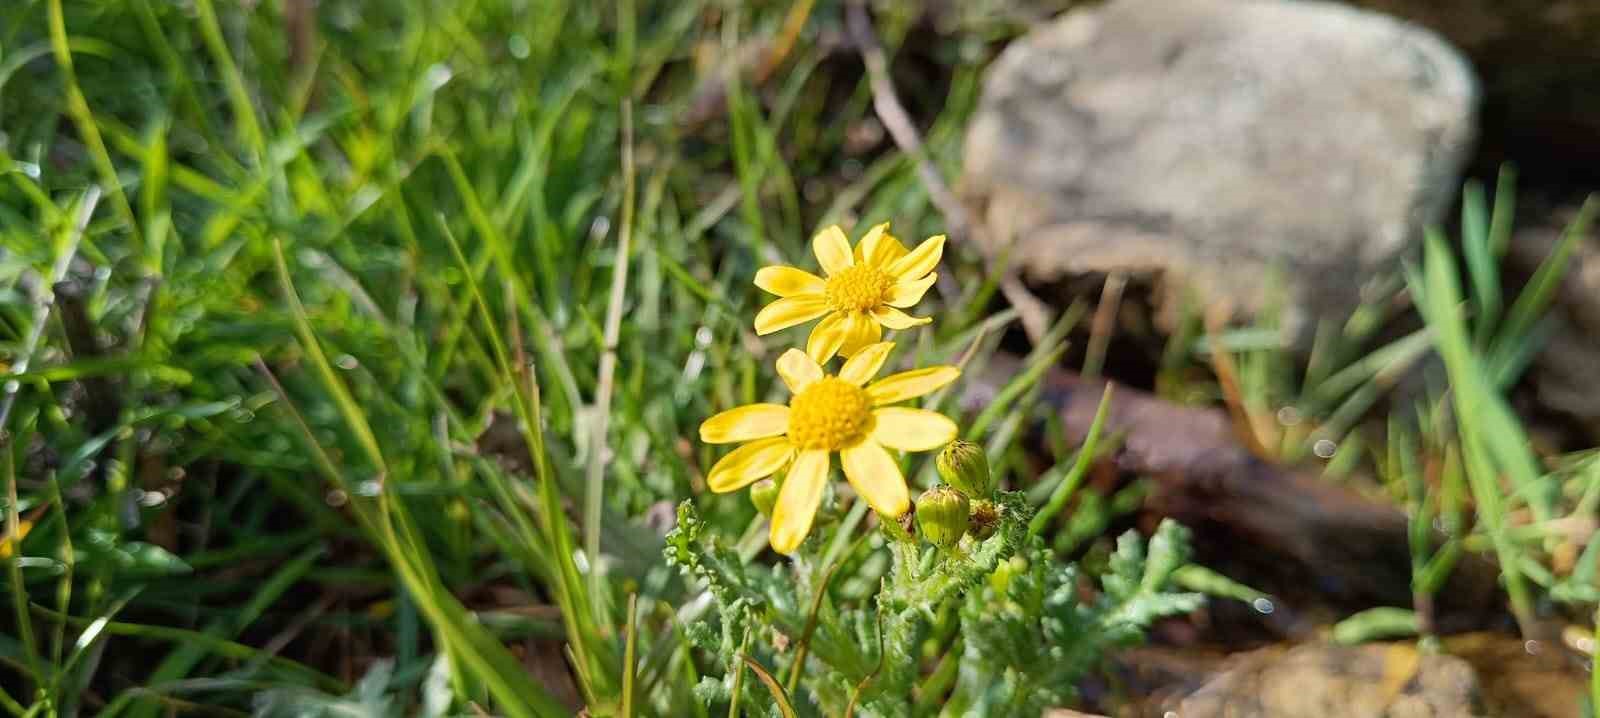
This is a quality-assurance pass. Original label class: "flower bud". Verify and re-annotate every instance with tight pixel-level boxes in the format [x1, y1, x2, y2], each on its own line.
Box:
[936, 440, 993, 499]
[968, 499, 999, 540]
[915, 486, 970, 550]
[750, 479, 779, 518]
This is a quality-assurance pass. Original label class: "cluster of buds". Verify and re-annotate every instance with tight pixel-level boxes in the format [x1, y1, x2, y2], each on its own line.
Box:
[913, 440, 999, 550]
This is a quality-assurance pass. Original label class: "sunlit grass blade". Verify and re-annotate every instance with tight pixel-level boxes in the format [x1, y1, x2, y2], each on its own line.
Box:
[1488, 193, 1597, 381]
[1411, 229, 1541, 635]
[1031, 383, 1113, 536]
[45, 0, 143, 262]
[272, 241, 570, 717]
[621, 593, 639, 718]
[1461, 179, 1499, 346]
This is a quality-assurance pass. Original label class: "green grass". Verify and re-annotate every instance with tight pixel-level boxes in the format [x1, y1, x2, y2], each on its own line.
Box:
[0, 1, 1059, 715]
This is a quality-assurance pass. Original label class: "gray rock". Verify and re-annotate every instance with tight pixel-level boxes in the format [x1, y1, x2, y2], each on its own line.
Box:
[961, 0, 1478, 339]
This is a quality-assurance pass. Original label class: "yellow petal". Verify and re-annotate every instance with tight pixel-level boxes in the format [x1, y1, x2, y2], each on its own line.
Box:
[806, 312, 849, 363]
[755, 266, 825, 298]
[838, 341, 894, 385]
[771, 449, 830, 554]
[856, 223, 908, 267]
[812, 225, 854, 276]
[840, 440, 910, 517]
[776, 348, 823, 394]
[867, 366, 960, 405]
[754, 295, 829, 335]
[885, 273, 936, 308]
[700, 403, 791, 444]
[870, 305, 931, 330]
[836, 312, 882, 358]
[852, 223, 884, 262]
[706, 437, 795, 493]
[870, 407, 958, 451]
[885, 235, 945, 280]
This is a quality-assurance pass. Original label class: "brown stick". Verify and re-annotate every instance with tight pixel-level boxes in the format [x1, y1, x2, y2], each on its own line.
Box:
[965, 356, 1501, 623]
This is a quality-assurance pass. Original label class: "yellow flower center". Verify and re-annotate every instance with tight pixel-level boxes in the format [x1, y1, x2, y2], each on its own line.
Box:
[824, 264, 892, 313]
[787, 377, 873, 451]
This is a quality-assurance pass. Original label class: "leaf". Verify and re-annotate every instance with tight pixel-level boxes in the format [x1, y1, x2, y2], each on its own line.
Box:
[118, 542, 192, 575]
[1171, 565, 1269, 605]
[1332, 607, 1419, 644]
[77, 533, 191, 576]
[1141, 519, 1192, 592]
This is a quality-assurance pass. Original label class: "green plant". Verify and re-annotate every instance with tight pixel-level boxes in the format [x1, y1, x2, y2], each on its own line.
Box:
[665, 456, 1201, 716]
[1403, 173, 1595, 637]
[1324, 172, 1600, 652]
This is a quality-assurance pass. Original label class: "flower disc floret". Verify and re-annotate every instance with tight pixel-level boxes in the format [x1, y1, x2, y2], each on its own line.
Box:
[823, 264, 892, 313]
[787, 377, 873, 451]
[697, 344, 963, 554]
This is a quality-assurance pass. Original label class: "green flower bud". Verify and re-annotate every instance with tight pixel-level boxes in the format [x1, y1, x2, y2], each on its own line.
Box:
[915, 486, 970, 550]
[750, 479, 779, 518]
[936, 440, 993, 499]
[968, 499, 1000, 540]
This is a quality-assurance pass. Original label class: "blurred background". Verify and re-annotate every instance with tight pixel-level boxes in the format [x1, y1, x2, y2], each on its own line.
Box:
[2, 1, 1599, 716]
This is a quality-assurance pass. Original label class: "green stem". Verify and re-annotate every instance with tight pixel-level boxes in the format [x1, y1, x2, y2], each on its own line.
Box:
[1005, 668, 1030, 714]
[726, 630, 750, 718]
[913, 636, 961, 712]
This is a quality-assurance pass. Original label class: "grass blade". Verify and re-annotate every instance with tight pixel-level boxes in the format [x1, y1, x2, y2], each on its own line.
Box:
[1491, 194, 1596, 371]
[621, 593, 638, 718]
[1460, 180, 1499, 346]
[738, 654, 798, 718]
[1031, 383, 1113, 536]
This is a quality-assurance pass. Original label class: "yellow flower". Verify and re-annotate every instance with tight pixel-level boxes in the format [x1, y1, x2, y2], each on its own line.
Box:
[753, 223, 944, 362]
[699, 342, 960, 554]
[0, 519, 32, 559]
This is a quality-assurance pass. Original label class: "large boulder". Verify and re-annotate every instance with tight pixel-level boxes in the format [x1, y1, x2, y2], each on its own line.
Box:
[961, 0, 1478, 339]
